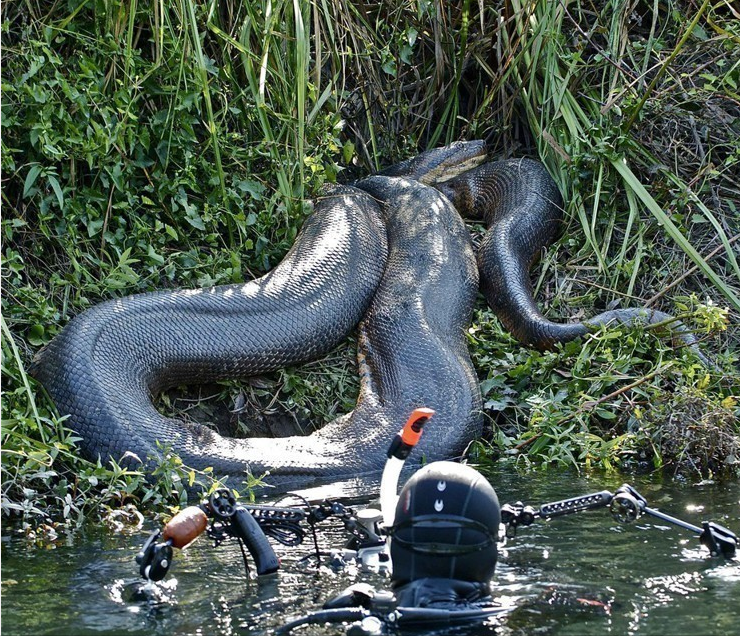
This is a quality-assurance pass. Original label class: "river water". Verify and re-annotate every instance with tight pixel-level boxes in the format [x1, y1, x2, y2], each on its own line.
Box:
[2, 467, 738, 636]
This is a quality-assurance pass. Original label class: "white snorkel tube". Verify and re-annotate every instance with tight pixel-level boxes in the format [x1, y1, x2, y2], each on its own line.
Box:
[379, 407, 435, 528]
[330, 408, 434, 571]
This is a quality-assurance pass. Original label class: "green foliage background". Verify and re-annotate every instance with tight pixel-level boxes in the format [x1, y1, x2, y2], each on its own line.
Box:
[2, 0, 739, 525]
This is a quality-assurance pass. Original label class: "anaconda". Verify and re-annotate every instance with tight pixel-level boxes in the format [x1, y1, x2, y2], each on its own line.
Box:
[30, 142, 712, 491]
[438, 158, 712, 364]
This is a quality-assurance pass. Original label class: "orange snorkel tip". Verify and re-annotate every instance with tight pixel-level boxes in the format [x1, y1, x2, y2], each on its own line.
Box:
[387, 407, 435, 460]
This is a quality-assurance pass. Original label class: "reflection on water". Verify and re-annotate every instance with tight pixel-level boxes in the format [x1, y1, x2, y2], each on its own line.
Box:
[2, 467, 738, 636]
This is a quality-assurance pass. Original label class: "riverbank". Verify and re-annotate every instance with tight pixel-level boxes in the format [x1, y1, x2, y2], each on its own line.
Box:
[2, 0, 738, 527]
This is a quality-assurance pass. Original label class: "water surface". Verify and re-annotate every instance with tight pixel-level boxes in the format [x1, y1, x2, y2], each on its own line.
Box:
[2, 467, 738, 635]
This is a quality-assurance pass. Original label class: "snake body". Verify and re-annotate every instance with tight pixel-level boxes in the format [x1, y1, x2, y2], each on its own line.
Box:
[440, 159, 711, 361]
[30, 145, 484, 490]
[30, 185, 388, 487]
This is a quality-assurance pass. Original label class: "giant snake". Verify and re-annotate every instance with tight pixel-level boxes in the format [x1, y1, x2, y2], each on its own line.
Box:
[30, 141, 710, 491]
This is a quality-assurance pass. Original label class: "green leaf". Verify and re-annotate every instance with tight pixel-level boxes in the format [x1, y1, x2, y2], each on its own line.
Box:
[47, 174, 64, 209]
[237, 179, 265, 200]
[147, 245, 164, 265]
[407, 27, 418, 47]
[23, 165, 43, 198]
[400, 44, 413, 64]
[185, 213, 206, 231]
[595, 407, 617, 420]
[342, 140, 355, 164]
[480, 376, 505, 395]
[28, 324, 46, 346]
[87, 218, 104, 237]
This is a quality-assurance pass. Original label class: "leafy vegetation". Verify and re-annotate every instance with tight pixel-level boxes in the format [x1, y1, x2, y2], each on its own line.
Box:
[2, 0, 738, 528]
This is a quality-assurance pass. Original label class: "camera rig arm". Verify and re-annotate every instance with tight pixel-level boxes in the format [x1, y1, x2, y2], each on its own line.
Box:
[500, 483, 737, 558]
[136, 487, 368, 582]
[136, 488, 282, 580]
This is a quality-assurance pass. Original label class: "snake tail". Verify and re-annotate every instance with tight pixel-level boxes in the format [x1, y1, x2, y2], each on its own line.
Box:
[440, 158, 715, 366]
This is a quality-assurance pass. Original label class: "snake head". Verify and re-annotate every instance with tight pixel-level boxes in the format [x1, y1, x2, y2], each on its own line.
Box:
[379, 140, 488, 185]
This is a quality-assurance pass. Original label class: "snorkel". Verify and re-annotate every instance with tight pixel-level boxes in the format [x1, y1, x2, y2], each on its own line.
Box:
[379, 407, 435, 528]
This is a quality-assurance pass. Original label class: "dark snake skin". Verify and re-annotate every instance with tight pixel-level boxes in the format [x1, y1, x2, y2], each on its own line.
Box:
[30, 144, 484, 491]
[439, 158, 711, 363]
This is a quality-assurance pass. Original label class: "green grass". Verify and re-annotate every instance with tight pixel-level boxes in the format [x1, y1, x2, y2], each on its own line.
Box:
[2, 0, 739, 527]
[468, 0, 739, 473]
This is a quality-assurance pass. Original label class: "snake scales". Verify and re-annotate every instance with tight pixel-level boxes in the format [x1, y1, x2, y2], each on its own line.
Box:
[30, 141, 709, 491]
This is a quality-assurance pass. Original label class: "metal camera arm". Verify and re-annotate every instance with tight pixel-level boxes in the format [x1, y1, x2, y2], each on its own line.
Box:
[608, 484, 737, 558]
[136, 408, 433, 584]
[137, 488, 281, 582]
[500, 483, 737, 558]
[136, 489, 373, 582]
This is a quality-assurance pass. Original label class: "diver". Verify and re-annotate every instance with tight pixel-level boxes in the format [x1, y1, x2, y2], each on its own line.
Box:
[278, 422, 736, 635]
[390, 460, 501, 607]
[135, 408, 737, 635]
[276, 409, 512, 634]
[310, 460, 506, 635]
